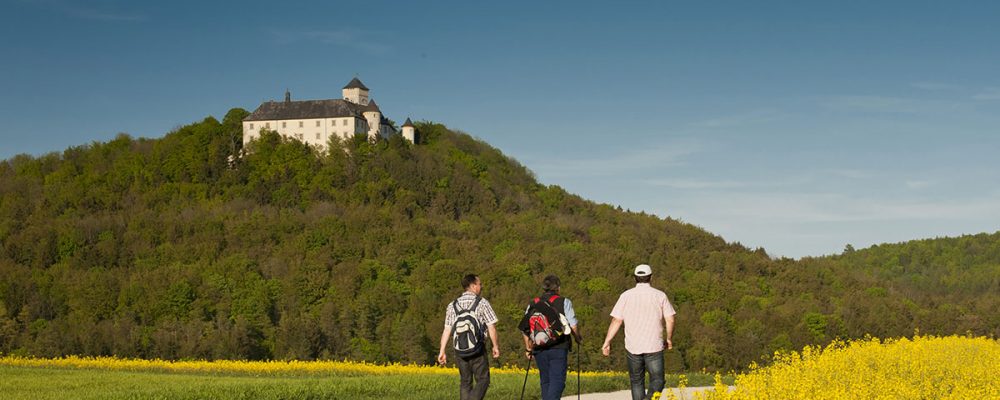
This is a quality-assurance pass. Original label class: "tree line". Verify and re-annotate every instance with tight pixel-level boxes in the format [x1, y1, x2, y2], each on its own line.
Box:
[0, 109, 997, 372]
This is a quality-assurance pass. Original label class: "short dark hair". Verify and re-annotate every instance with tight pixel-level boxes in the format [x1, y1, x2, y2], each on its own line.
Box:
[635, 274, 651, 284]
[542, 275, 561, 292]
[462, 274, 479, 289]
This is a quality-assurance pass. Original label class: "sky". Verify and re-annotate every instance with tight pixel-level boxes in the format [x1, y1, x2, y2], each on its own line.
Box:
[2, 0, 999, 258]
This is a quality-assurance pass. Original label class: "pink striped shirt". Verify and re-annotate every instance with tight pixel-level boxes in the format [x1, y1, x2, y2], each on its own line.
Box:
[610, 283, 677, 354]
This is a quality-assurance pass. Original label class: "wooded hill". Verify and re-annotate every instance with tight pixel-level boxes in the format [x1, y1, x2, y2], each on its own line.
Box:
[1, 109, 997, 372]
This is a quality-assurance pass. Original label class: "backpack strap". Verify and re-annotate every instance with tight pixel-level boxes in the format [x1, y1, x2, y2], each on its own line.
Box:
[468, 296, 482, 314]
[454, 296, 483, 314]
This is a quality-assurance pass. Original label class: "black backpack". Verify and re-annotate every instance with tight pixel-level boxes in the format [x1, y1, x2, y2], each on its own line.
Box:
[452, 296, 485, 358]
[519, 295, 570, 349]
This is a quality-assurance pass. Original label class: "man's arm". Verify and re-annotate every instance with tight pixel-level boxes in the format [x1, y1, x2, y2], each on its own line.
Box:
[601, 317, 623, 356]
[664, 314, 675, 350]
[437, 326, 451, 365]
[563, 298, 583, 343]
[488, 323, 500, 359]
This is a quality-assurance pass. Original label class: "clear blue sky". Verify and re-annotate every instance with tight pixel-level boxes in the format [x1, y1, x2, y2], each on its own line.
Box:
[2, 1, 999, 258]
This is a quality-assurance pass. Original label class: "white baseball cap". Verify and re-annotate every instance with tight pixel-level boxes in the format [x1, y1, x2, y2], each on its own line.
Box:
[634, 264, 652, 276]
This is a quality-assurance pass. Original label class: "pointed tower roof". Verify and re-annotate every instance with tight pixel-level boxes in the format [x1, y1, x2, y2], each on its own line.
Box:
[402, 118, 414, 127]
[343, 77, 369, 90]
[363, 99, 381, 112]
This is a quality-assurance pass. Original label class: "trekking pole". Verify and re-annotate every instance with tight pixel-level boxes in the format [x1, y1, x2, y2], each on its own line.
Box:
[577, 343, 581, 400]
[520, 353, 531, 400]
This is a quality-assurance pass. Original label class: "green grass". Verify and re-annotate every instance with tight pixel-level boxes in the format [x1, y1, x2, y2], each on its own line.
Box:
[0, 365, 732, 399]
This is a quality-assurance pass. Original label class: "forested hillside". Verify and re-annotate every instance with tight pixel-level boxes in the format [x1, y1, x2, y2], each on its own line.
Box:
[0, 109, 997, 372]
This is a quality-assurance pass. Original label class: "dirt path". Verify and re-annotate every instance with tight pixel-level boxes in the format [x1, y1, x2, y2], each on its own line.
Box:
[561, 386, 733, 400]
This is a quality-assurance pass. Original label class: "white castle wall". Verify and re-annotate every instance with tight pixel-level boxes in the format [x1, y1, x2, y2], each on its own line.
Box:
[243, 117, 368, 150]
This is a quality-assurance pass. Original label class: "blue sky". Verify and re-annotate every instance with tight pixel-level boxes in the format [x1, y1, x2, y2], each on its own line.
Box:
[2, 1, 999, 258]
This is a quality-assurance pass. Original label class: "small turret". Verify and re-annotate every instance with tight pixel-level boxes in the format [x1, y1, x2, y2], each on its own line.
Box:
[363, 99, 382, 140]
[284, 89, 291, 103]
[401, 118, 416, 143]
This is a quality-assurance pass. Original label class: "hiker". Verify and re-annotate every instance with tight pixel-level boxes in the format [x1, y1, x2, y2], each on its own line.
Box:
[518, 274, 583, 400]
[438, 273, 500, 400]
[601, 264, 677, 400]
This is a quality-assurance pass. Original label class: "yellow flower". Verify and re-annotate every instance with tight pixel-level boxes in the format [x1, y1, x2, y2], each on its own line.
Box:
[699, 335, 1000, 400]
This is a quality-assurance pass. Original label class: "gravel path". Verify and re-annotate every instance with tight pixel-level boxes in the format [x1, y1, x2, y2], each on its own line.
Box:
[561, 386, 733, 400]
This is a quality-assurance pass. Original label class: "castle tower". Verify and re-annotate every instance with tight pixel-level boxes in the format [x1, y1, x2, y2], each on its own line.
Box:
[363, 99, 382, 140]
[401, 118, 416, 143]
[342, 77, 370, 105]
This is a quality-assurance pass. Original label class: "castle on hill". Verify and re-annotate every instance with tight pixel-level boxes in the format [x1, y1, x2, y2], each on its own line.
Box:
[242, 78, 416, 149]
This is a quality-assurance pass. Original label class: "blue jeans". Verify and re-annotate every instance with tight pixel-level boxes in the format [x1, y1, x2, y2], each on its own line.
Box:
[626, 351, 664, 400]
[534, 347, 569, 400]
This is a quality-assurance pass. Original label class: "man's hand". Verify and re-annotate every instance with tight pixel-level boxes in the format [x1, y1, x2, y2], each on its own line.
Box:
[601, 342, 611, 357]
[665, 338, 673, 350]
[492, 346, 500, 359]
[437, 352, 447, 366]
[524, 349, 533, 360]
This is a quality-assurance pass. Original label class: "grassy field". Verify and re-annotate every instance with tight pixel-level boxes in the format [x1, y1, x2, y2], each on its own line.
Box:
[0, 361, 729, 400]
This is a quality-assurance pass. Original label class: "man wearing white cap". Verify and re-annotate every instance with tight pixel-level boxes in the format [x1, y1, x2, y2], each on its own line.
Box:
[601, 264, 677, 400]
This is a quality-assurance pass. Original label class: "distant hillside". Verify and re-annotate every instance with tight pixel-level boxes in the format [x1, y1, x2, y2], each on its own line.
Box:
[818, 233, 1000, 338]
[0, 109, 997, 372]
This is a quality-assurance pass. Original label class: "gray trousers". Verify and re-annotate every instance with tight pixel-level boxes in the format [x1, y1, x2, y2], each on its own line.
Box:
[456, 350, 490, 400]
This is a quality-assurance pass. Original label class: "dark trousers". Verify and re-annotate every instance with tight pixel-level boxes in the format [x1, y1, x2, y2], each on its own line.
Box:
[626, 351, 665, 400]
[457, 350, 490, 400]
[534, 347, 569, 400]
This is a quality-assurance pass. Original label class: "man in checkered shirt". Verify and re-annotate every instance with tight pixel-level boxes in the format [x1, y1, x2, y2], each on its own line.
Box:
[438, 274, 500, 400]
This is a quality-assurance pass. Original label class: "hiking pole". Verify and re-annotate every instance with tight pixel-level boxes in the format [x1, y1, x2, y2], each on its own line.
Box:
[520, 353, 531, 400]
[577, 345, 581, 400]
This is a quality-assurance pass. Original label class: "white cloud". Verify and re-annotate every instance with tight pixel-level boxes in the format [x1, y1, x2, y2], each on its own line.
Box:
[528, 138, 703, 179]
[972, 88, 1000, 101]
[824, 96, 921, 113]
[656, 191, 1000, 258]
[642, 179, 750, 189]
[642, 176, 810, 190]
[689, 109, 785, 128]
[23, 0, 146, 22]
[827, 169, 876, 180]
[910, 82, 961, 91]
[904, 180, 934, 189]
[269, 28, 392, 56]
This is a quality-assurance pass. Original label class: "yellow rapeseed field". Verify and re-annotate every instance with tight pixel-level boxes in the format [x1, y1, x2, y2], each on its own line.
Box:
[0, 354, 622, 378]
[698, 335, 1000, 400]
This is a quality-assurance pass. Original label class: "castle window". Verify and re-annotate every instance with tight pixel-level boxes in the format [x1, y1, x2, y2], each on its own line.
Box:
[249, 123, 254, 130]
[316, 121, 321, 127]
[266, 123, 270, 129]
[316, 133, 321, 140]
[282, 122, 287, 128]
[342, 119, 347, 126]
[299, 121, 304, 128]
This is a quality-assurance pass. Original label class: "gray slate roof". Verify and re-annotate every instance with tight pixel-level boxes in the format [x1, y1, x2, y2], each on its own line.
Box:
[245, 99, 380, 121]
[402, 118, 414, 127]
[343, 77, 369, 90]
